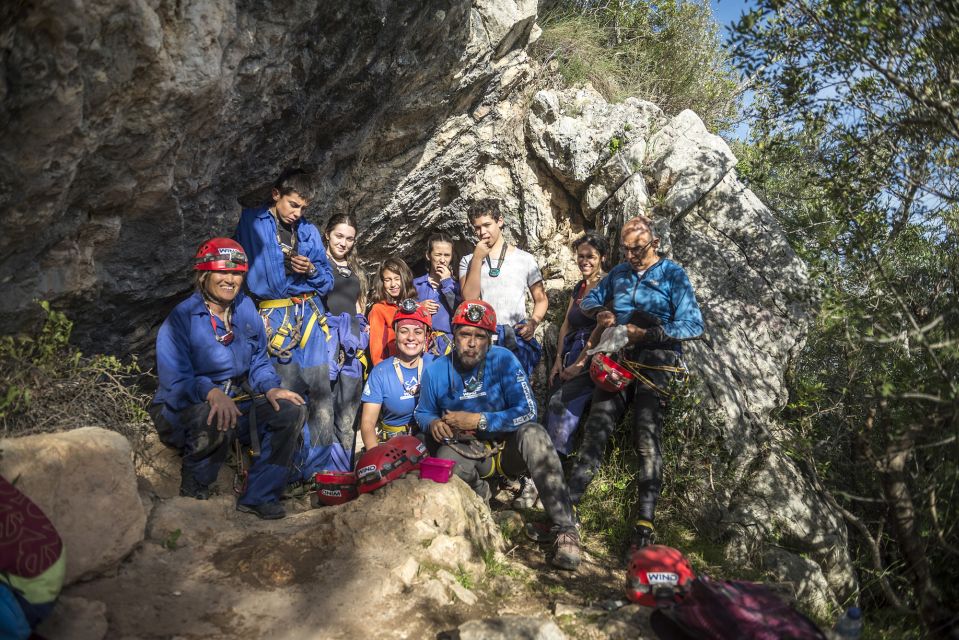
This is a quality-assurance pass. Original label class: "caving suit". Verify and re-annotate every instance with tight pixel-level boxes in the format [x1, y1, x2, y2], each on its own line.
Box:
[323, 263, 370, 459]
[234, 206, 349, 477]
[546, 279, 598, 455]
[413, 273, 461, 357]
[415, 346, 576, 531]
[568, 258, 704, 523]
[151, 291, 303, 506]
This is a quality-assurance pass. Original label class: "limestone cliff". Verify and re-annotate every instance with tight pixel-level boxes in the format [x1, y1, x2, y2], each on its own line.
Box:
[1, 0, 854, 610]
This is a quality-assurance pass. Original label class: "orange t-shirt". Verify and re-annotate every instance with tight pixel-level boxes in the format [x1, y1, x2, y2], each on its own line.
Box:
[368, 301, 398, 366]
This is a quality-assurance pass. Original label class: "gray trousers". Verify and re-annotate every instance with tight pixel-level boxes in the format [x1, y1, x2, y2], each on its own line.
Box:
[436, 422, 576, 531]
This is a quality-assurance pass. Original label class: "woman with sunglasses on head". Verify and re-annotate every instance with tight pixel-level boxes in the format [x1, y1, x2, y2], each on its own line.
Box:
[319, 214, 369, 457]
[150, 238, 306, 520]
[358, 301, 435, 450]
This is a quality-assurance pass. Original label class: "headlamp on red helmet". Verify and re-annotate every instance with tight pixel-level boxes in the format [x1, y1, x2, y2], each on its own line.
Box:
[589, 353, 635, 393]
[393, 299, 433, 330]
[626, 545, 696, 607]
[194, 238, 249, 273]
[452, 300, 497, 333]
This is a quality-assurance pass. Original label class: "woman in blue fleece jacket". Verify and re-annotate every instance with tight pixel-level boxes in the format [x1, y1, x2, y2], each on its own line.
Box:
[150, 238, 306, 520]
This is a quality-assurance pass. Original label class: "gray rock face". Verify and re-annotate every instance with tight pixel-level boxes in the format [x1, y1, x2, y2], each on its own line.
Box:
[457, 616, 567, 640]
[2, 0, 854, 610]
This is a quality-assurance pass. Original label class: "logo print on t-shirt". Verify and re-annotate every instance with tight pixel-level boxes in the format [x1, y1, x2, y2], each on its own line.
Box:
[401, 376, 420, 399]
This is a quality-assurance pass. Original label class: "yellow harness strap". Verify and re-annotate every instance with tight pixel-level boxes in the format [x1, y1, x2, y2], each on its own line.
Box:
[258, 294, 331, 355]
[378, 422, 410, 443]
[619, 357, 688, 397]
[479, 442, 505, 479]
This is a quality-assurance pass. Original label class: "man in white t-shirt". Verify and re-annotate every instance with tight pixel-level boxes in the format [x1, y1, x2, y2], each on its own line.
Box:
[459, 199, 548, 378]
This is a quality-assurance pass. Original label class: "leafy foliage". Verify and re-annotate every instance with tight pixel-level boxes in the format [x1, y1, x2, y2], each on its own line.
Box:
[532, 0, 742, 131]
[0, 301, 153, 455]
[731, 1, 959, 635]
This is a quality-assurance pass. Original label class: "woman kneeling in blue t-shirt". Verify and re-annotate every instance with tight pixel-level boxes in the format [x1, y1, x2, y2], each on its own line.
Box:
[359, 300, 435, 450]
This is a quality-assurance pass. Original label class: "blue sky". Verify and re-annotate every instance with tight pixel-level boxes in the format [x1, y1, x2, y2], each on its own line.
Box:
[711, 0, 754, 139]
[710, 0, 752, 40]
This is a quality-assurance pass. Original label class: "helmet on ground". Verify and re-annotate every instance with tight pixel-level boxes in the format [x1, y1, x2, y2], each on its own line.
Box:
[355, 442, 418, 493]
[387, 435, 428, 468]
[626, 545, 695, 607]
[451, 300, 496, 333]
[393, 299, 433, 330]
[194, 238, 249, 272]
[590, 353, 635, 393]
[311, 470, 358, 507]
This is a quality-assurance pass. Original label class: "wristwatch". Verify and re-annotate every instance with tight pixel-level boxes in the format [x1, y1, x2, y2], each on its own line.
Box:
[476, 414, 488, 431]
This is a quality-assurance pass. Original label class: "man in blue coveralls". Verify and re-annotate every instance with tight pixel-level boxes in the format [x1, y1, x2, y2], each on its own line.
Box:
[234, 170, 350, 476]
[415, 300, 581, 571]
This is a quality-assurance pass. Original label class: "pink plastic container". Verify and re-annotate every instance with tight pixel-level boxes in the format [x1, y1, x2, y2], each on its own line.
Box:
[419, 457, 456, 483]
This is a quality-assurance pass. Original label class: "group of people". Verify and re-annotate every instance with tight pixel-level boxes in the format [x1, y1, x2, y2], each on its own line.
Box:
[151, 170, 704, 572]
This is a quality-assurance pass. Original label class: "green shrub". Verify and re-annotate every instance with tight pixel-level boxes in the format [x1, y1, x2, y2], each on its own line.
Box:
[532, 0, 741, 132]
[0, 301, 152, 455]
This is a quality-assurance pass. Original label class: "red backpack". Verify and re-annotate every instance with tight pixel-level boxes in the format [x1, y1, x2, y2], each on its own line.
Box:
[650, 575, 827, 640]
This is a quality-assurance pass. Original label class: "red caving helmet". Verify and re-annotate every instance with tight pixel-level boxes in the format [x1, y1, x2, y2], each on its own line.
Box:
[311, 470, 359, 507]
[386, 435, 428, 469]
[355, 442, 418, 493]
[589, 353, 635, 393]
[194, 238, 249, 272]
[625, 545, 696, 607]
[393, 298, 433, 330]
[451, 300, 497, 333]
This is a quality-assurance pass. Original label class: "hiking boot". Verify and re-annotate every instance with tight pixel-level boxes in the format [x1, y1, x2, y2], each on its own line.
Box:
[236, 501, 286, 520]
[512, 476, 541, 509]
[525, 509, 580, 543]
[624, 520, 655, 564]
[552, 528, 581, 571]
[179, 473, 210, 500]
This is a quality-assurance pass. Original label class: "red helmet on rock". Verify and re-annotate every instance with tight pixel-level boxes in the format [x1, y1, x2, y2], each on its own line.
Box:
[626, 545, 696, 607]
[355, 442, 418, 493]
[589, 353, 635, 393]
[387, 435, 428, 468]
[452, 300, 497, 333]
[311, 470, 358, 507]
[393, 299, 433, 330]
[194, 238, 249, 272]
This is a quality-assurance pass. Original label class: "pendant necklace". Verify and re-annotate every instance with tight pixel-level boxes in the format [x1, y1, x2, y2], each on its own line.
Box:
[485, 243, 507, 278]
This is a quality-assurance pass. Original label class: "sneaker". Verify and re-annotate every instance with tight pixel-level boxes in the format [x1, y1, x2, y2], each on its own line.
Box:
[552, 529, 581, 571]
[236, 501, 286, 520]
[179, 473, 210, 500]
[512, 476, 540, 509]
[624, 520, 655, 564]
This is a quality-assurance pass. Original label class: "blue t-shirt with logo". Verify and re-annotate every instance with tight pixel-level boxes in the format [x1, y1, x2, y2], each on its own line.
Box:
[362, 354, 435, 428]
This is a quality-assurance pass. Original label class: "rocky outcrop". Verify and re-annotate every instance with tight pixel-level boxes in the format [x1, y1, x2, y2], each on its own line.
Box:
[68, 476, 504, 639]
[2, 0, 854, 610]
[0, 427, 147, 583]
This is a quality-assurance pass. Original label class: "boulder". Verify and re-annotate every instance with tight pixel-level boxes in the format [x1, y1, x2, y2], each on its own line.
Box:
[645, 109, 738, 219]
[0, 427, 147, 583]
[66, 475, 502, 638]
[763, 548, 837, 619]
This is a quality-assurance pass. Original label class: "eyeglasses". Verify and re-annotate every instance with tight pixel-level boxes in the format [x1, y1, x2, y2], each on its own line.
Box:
[620, 240, 652, 255]
[208, 312, 234, 346]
